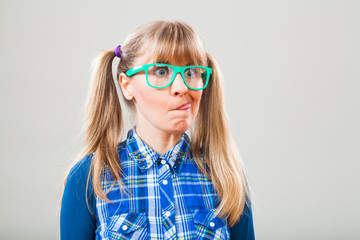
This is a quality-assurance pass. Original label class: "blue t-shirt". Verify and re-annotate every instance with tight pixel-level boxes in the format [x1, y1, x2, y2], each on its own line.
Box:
[60, 127, 255, 239]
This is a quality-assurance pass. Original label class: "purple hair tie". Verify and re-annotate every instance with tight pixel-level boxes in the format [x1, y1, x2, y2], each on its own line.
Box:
[114, 45, 121, 58]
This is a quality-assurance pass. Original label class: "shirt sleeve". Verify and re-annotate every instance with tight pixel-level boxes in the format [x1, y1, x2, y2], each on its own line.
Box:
[229, 196, 255, 240]
[60, 154, 96, 240]
[229, 173, 255, 240]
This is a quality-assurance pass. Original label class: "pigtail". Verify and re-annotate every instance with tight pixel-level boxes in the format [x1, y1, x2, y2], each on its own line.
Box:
[191, 52, 250, 227]
[85, 50, 129, 202]
[65, 50, 129, 206]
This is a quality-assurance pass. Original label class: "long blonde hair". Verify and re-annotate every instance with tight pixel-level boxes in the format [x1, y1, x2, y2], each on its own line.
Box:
[63, 20, 251, 228]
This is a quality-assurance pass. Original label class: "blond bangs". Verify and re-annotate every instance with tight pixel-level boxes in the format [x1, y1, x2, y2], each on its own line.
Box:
[140, 22, 207, 66]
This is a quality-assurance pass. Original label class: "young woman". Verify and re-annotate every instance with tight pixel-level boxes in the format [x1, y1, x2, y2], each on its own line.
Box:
[60, 20, 255, 240]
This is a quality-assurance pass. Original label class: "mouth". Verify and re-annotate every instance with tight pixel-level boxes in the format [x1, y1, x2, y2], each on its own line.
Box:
[175, 102, 191, 110]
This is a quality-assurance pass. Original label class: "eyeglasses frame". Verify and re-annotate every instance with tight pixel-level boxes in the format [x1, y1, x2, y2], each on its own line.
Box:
[125, 63, 212, 90]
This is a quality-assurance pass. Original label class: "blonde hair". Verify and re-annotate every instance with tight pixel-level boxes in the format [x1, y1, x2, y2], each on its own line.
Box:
[63, 20, 251, 228]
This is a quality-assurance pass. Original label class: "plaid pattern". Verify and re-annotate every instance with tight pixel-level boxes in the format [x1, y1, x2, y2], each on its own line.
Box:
[95, 126, 230, 240]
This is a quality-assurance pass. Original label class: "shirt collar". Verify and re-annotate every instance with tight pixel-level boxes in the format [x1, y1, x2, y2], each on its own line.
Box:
[126, 126, 190, 175]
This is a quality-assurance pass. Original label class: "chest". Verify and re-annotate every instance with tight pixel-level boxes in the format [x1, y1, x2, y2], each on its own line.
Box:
[95, 158, 230, 240]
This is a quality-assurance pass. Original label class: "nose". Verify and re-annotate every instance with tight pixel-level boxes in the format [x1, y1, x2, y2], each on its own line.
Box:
[170, 73, 188, 96]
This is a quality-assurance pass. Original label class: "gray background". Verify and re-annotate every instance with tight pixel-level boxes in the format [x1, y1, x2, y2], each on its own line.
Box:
[0, 0, 359, 239]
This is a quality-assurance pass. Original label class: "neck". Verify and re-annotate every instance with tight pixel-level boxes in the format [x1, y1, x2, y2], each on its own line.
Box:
[135, 123, 182, 156]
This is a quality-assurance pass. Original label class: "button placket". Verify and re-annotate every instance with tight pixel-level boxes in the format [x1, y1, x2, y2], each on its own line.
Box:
[157, 158, 176, 238]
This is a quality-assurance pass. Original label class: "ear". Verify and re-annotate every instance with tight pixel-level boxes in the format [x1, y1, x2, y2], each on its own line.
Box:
[119, 73, 134, 100]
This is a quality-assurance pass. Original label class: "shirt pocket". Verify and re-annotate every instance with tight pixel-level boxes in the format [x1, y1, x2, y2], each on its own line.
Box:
[105, 212, 148, 240]
[192, 208, 230, 240]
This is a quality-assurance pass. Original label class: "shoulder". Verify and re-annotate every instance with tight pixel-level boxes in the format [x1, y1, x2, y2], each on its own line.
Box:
[67, 153, 93, 182]
[61, 153, 96, 217]
[65, 153, 94, 200]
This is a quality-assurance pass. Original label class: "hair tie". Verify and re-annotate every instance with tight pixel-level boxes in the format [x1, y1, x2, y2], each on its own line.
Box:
[114, 45, 121, 58]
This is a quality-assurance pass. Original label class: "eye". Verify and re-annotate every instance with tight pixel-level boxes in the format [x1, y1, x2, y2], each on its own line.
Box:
[154, 66, 169, 77]
[185, 68, 196, 78]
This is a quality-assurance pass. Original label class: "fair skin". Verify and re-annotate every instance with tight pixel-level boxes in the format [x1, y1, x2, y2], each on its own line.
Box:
[119, 53, 203, 155]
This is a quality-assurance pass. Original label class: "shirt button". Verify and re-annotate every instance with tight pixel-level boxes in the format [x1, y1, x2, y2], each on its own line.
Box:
[209, 222, 215, 227]
[165, 211, 171, 217]
[161, 160, 166, 164]
[163, 180, 168, 185]
[122, 225, 128, 230]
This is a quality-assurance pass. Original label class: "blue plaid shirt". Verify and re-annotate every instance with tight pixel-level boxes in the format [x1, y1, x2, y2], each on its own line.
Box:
[96, 126, 230, 239]
[60, 126, 255, 240]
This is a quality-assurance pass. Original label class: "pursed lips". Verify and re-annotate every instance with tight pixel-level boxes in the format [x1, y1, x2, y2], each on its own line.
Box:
[175, 102, 191, 110]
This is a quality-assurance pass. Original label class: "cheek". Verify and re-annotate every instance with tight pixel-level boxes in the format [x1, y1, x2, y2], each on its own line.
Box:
[133, 85, 167, 112]
[191, 91, 203, 112]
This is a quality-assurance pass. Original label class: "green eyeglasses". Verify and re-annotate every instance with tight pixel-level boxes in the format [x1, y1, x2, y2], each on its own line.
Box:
[125, 63, 212, 90]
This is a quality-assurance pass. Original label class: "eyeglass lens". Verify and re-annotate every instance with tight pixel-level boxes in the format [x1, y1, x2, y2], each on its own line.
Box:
[147, 65, 207, 89]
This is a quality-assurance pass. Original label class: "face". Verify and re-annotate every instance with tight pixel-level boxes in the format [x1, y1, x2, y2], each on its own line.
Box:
[119, 53, 203, 135]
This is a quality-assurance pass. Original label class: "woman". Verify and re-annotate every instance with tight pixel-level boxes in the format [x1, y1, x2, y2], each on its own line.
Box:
[60, 20, 255, 240]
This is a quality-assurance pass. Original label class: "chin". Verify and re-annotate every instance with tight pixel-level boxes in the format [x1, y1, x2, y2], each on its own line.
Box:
[169, 121, 191, 133]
